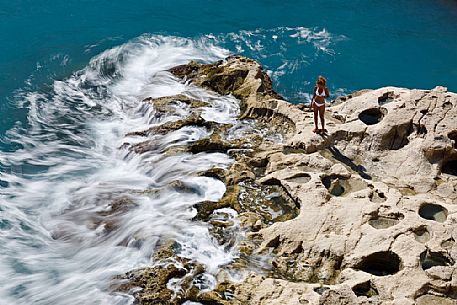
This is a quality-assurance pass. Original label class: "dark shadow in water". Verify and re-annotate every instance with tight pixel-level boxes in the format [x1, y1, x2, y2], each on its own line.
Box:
[324, 142, 372, 180]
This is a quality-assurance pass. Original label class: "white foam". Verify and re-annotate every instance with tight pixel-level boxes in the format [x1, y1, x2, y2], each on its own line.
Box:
[208, 26, 346, 91]
[0, 35, 238, 305]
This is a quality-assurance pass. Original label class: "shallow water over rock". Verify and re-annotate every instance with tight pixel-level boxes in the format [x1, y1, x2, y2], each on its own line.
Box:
[238, 180, 299, 225]
[284, 173, 312, 184]
[420, 250, 454, 270]
[368, 213, 403, 229]
[322, 175, 367, 197]
[418, 203, 448, 223]
[413, 226, 431, 243]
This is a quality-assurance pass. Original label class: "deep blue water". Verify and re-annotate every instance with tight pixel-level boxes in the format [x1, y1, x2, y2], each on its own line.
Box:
[2, 0, 457, 145]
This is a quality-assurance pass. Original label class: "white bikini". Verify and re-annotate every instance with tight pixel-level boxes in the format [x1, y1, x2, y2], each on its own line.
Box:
[313, 88, 326, 108]
[313, 87, 326, 107]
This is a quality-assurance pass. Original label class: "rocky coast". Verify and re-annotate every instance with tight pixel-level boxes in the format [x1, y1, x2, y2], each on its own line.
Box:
[115, 55, 457, 305]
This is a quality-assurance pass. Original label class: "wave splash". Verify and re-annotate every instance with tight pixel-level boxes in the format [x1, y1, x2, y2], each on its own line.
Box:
[0, 26, 343, 304]
[0, 35, 238, 305]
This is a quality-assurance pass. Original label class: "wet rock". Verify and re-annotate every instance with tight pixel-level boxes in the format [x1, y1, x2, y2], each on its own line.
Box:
[169, 56, 283, 112]
[114, 241, 233, 305]
[121, 56, 457, 305]
[168, 55, 296, 136]
[114, 241, 195, 304]
[91, 196, 138, 233]
[192, 184, 239, 221]
[141, 94, 208, 120]
[187, 132, 246, 154]
[97, 196, 137, 217]
[129, 112, 210, 137]
[115, 263, 188, 304]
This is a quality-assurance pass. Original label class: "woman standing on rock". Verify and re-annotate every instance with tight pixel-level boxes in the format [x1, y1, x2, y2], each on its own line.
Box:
[310, 75, 330, 133]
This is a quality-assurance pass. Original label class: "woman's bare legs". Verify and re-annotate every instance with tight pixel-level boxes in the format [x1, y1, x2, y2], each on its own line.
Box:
[318, 105, 325, 132]
[313, 105, 319, 133]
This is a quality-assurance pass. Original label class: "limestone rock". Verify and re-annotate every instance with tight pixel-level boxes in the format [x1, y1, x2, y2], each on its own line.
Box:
[119, 56, 457, 305]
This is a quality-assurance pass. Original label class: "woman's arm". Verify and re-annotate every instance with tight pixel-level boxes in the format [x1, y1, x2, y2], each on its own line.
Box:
[325, 87, 330, 98]
[310, 86, 317, 109]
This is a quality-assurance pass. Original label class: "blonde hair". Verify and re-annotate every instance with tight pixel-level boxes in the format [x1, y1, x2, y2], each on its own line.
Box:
[316, 75, 327, 87]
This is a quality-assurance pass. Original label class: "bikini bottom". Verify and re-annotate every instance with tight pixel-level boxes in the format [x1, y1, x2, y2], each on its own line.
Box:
[313, 100, 325, 107]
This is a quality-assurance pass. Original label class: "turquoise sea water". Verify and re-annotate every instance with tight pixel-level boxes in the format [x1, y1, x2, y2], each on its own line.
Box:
[2, 0, 457, 142]
[0, 1, 457, 304]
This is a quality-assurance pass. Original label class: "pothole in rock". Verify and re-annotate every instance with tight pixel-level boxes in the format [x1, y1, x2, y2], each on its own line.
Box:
[441, 238, 455, 249]
[248, 157, 268, 178]
[441, 159, 457, 176]
[252, 166, 266, 178]
[322, 175, 347, 196]
[368, 213, 404, 229]
[420, 250, 454, 270]
[354, 251, 401, 276]
[352, 281, 379, 298]
[238, 180, 299, 225]
[378, 91, 395, 105]
[322, 175, 367, 197]
[358, 107, 387, 125]
[314, 286, 330, 295]
[270, 252, 343, 285]
[413, 226, 431, 243]
[418, 203, 448, 223]
[448, 130, 457, 149]
[285, 173, 311, 184]
[369, 190, 387, 203]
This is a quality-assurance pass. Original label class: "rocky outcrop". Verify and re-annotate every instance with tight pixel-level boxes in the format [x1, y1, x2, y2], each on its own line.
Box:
[118, 55, 457, 305]
[169, 55, 296, 135]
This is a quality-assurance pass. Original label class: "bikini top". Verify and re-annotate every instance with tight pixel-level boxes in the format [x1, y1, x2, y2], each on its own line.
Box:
[315, 87, 326, 97]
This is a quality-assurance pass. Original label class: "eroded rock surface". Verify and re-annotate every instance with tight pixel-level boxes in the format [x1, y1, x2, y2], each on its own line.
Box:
[116, 56, 457, 305]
